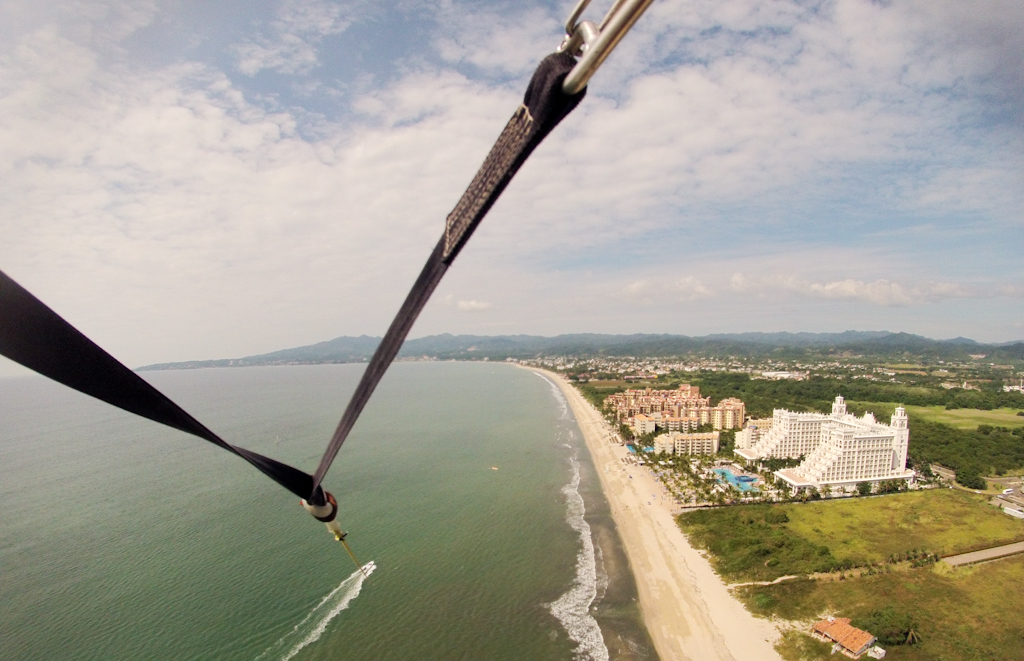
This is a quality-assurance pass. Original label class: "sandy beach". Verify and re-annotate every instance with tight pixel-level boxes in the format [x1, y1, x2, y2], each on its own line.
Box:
[529, 367, 782, 661]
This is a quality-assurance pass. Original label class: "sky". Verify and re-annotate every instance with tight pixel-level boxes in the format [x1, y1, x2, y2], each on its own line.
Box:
[1, 0, 1022, 374]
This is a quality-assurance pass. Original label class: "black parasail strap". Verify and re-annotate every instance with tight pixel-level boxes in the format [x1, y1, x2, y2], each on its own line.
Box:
[0, 269, 318, 501]
[309, 52, 586, 493]
[0, 52, 585, 506]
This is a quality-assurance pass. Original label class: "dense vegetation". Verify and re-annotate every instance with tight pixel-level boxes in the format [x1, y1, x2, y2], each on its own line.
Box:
[679, 504, 843, 581]
[581, 372, 1024, 422]
[692, 490, 1024, 660]
[852, 606, 921, 646]
[907, 421, 1024, 476]
[588, 372, 1024, 475]
[681, 489, 1024, 582]
[683, 372, 1024, 418]
[139, 331, 1024, 369]
[746, 556, 1024, 661]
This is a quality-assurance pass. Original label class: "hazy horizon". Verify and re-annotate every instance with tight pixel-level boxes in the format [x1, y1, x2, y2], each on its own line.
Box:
[2, 0, 1022, 378]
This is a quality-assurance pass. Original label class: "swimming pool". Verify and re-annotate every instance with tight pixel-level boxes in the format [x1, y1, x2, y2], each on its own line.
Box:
[714, 468, 759, 492]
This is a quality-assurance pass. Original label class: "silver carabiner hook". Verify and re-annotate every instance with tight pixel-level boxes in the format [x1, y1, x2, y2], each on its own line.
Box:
[558, 0, 657, 95]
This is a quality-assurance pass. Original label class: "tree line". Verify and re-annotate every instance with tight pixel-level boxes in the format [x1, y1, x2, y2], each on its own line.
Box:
[684, 372, 1024, 417]
[576, 373, 1024, 477]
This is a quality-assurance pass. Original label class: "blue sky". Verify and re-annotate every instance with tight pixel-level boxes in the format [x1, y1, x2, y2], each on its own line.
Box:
[1, 0, 1022, 373]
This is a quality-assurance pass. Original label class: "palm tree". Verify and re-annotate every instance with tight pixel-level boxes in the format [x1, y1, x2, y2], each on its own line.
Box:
[905, 629, 922, 645]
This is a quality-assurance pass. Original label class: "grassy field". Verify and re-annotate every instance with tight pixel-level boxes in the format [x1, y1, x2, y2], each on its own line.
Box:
[784, 489, 1024, 564]
[678, 489, 1024, 582]
[742, 556, 1024, 661]
[681, 489, 1024, 660]
[904, 405, 1024, 429]
[679, 505, 840, 583]
[844, 401, 1024, 429]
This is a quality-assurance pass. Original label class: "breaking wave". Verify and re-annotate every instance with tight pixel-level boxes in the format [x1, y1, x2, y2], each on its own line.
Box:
[547, 457, 609, 661]
[534, 372, 569, 419]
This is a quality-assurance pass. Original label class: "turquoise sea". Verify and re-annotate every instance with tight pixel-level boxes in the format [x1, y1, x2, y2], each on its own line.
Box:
[0, 362, 655, 660]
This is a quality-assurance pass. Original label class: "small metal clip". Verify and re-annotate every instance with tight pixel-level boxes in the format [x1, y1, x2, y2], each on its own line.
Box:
[558, 0, 657, 95]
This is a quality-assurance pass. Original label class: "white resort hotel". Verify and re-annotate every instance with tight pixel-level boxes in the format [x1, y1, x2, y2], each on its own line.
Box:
[735, 396, 914, 491]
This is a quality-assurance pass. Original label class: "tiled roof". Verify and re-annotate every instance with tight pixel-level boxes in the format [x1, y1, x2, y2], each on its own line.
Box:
[812, 618, 876, 654]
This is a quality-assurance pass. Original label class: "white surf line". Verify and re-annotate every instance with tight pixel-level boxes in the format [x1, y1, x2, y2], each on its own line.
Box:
[256, 561, 377, 661]
[535, 369, 609, 661]
[534, 371, 569, 419]
[547, 455, 610, 661]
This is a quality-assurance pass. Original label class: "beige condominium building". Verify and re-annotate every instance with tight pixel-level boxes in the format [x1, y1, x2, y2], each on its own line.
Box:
[606, 385, 746, 433]
[654, 431, 720, 455]
[735, 396, 913, 490]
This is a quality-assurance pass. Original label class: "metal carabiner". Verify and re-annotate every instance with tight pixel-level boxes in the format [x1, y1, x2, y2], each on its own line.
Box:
[558, 0, 657, 95]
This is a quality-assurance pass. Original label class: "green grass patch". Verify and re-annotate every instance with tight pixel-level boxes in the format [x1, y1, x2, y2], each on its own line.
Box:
[679, 490, 1024, 583]
[678, 505, 841, 582]
[746, 556, 1024, 661]
[845, 402, 1024, 430]
[775, 629, 834, 661]
[844, 400, 897, 419]
[905, 405, 1024, 429]
[844, 403, 1024, 475]
[784, 489, 1024, 563]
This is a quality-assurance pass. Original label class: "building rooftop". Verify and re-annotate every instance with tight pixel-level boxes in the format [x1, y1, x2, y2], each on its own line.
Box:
[812, 618, 876, 655]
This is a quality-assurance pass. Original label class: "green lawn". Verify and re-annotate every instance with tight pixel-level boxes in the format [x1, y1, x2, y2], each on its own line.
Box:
[904, 405, 1024, 429]
[679, 506, 837, 583]
[784, 489, 1024, 564]
[680, 489, 1024, 660]
[742, 556, 1024, 661]
[678, 489, 1024, 583]
[844, 401, 1024, 429]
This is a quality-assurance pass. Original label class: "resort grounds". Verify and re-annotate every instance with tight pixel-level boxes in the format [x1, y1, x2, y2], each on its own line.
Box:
[680, 483, 1024, 660]
[535, 368, 1024, 660]
[530, 367, 784, 661]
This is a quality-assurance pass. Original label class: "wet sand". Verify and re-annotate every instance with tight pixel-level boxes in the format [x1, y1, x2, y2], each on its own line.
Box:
[529, 368, 783, 661]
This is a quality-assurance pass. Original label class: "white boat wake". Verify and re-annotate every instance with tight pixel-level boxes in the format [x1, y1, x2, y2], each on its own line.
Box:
[257, 561, 376, 661]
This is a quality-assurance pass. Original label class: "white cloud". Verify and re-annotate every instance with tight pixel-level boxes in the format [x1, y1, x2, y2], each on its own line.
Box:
[625, 280, 650, 295]
[998, 284, 1024, 298]
[233, 0, 356, 76]
[434, 5, 560, 78]
[456, 299, 493, 312]
[0, 23, 523, 364]
[1, 0, 1023, 376]
[669, 276, 713, 300]
[728, 273, 982, 306]
[620, 276, 711, 303]
[730, 273, 750, 292]
[804, 279, 915, 306]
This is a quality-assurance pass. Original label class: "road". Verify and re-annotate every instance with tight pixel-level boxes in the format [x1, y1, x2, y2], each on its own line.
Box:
[942, 541, 1024, 567]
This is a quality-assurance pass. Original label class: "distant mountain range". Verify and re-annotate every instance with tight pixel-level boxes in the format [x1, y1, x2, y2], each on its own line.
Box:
[137, 331, 1024, 370]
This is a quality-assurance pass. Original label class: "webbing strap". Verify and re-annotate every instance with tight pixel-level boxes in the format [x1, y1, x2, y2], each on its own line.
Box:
[0, 51, 583, 505]
[310, 51, 585, 491]
[0, 269, 317, 500]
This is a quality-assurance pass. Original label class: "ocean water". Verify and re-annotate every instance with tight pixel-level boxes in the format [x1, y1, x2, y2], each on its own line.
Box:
[0, 362, 655, 661]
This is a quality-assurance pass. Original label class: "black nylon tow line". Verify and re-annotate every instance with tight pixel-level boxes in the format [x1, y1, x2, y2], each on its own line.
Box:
[0, 51, 584, 505]
[309, 51, 585, 497]
[0, 269, 316, 499]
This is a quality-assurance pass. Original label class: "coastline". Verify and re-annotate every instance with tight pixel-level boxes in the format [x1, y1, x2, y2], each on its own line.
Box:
[526, 367, 783, 661]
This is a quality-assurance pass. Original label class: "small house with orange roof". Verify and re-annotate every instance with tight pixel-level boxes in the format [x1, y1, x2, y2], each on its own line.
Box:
[810, 617, 880, 659]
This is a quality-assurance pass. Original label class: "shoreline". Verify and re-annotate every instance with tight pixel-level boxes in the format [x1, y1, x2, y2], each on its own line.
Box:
[527, 367, 783, 661]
